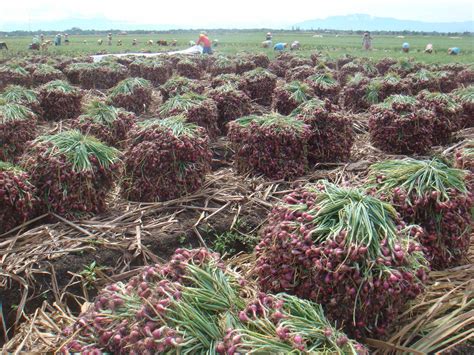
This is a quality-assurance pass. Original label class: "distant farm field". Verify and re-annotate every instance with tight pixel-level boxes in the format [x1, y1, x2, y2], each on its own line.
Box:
[1, 31, 473, 64]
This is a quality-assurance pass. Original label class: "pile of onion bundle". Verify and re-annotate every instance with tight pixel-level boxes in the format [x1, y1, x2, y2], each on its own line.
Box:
[248, 53, 270, 68]
[210, 56, 237, 76]
[255, 181, 429, 338]
[0, 103, 38, 162]
[292, 98, 354, 164]
[336, 54, 355, 69]
[227, 114, 311, 179]
[289, 56, 313, 68]
[0, 161, 38, 234]
[210, 73, 241, 88]
[107, 77, 152, 115]
[452, 86, 474, 128]
[375, 58, 398, 75]
[309, 52, 322, 65]
[122, 116, 211, 202]
[338, 61, 364, 84]
[285, 65, 316, 81]
[160, 75, 206, 101]
[77, 62, 128, 90]
[159, 93, 219, 138]
[368, 158, 472, 269]
[38, 80, 82, 121]
[417, 90, 462, 145]
[305, 72, 340, 99]
[21, 130, 120, 218]
[405, 69, 440, 94]
[369, 95, 434, 154]
[239, 68, 277, 106]
[31, 64, 66, 86]
[0, 85, 42, 117]
[433, 70, 459, 93]
[0, 64, 31, 89]
[176, 58, 203, 79]
[235, 55, 257, 74]
[129, 59, 172, 86]
[267, 59, 289, 78]
[271, 81, 314, 115]
[339, 73, 372, 112]
[62, 248, 365, 355]
[207, 85, 252, 132]
[63, 63, 93, 85]
[73, 101, 136, 148]
[458, 68, 474, 85]
[389, 58, 418, 77]
[363, 73, 410, 107]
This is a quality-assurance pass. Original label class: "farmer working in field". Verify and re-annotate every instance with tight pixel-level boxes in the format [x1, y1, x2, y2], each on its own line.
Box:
[362, 32, 372, 50]
[197, 31, 212, 54]
[448, 47, 460, 55]
[402, 42, 410, 53]
[274, 42, 287, 51]
[425, 43, 433, 53]
[266, 32, 272, 41]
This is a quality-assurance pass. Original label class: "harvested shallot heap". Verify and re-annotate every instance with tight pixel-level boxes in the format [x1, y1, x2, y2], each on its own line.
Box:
[62, 248, 367, 354]
[256, 181, 429, 338]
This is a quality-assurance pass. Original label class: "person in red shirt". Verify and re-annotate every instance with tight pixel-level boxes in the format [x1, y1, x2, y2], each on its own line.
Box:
[197, 31, 212, 54]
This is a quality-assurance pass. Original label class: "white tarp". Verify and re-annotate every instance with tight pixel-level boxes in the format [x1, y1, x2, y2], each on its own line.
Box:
[91, 45, 204, 63]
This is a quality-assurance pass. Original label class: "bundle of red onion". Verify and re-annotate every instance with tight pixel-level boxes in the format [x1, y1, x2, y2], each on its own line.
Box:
[235, 55, 257, 74]
[160, 75, 206, 101]
[292, 98, 354, 164]
[31, 64, 66, 86]
[405, 69, 440, 94]
[21, 130, 120, 218]
[77, 62, 128, 89]
[285, 65, 316, 81]
[267, 59, 289, 78]
[375, 58, 398, 75]
[176, 58, 203, 79]
[210, 73, 241, 88]
[336, 54, 355, 69]
[458, 68, 474, 85]
[63, 63, 93, 85]
[73, 101, 136, 148]
[369, 95, 434, 154]
[38, 80, 82, 121]
[122, 116, 211, 202]
[454, 142, 474, 173]
[248, 53, 270, 68]
[288, 56, 313, 68]
[433, 70, 459, 93]
[129, 58, 172, 85]
[61, 248, 365, 355]
[305, 72, 340, 99]
[0, 103, 38, 162]
[365, 73, 411, 105]
[0, 85, 43, 117]
[210, 56, 237, 76]
[207, 85, 252, 132]
[368, 158, 472, 269]
[339, 73, 372, 112]
[0, 161, 38, 234]
[0, 64, 31, 89]
[239, 68, 277, 106]
[159, 93, 220, 138]
[337, 61, 364, 84]
[272, 81, 315, 115]
[388, 58, 418, 77]
[255, 181, 429, 338]
[417, 90, 462, 145]
[227, 113, 311, 179]
[107, 77, 152, 115]
[452, 85, 474, 128]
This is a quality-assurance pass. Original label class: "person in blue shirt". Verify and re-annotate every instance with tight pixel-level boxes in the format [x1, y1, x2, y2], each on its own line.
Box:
[274, 42, 287, 51]
[448, 47, 460, 55]
[402, 42, 410, 53]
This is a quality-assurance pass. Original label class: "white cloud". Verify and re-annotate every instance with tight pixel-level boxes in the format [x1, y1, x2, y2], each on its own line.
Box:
[1, 0, 473, 27]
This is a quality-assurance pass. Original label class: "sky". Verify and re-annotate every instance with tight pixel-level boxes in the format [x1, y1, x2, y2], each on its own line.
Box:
[1, 0, 473, 29]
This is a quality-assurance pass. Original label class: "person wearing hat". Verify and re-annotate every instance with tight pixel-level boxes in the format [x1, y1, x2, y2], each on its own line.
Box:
[266, 32, 272, 41]
[402, 42, 410, 53]
[448, 47, 460, 55]
[197, 31, 212, 54]
[274, 42, 287, 51]
[362, 32, 372, 50]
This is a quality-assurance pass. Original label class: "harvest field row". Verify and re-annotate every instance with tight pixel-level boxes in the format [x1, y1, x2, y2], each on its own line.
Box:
[1, 31, 473, 63]
[0, 47, 473, 354]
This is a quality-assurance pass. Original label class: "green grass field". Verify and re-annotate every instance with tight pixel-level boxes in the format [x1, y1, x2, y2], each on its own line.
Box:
[1, 31, 473, 64]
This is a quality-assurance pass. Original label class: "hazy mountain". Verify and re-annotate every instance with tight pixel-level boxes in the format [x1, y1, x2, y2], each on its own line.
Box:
[295, 14, 473, 32]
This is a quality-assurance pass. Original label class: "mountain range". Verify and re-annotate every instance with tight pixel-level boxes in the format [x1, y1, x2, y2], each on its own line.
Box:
[1, 14, 472, 33]
[295, 14, 473, 32]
